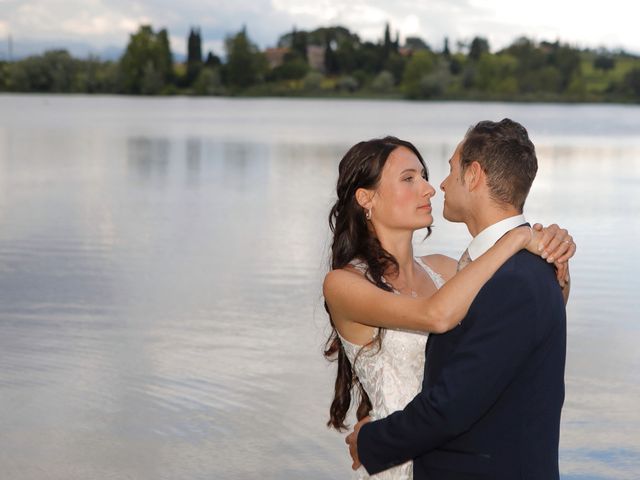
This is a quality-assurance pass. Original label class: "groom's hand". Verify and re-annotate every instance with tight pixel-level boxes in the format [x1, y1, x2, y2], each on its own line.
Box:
[345, 416, 371, 470]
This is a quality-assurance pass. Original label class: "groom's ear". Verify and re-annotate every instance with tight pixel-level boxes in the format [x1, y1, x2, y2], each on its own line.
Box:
[465, 161, 484, 191]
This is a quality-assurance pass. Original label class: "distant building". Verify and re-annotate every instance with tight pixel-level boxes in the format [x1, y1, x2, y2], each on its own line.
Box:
[265, 47, 289, 69]
[266, 44, 325, 72]
[399, 47, 413, 57]
[306, 45, 325, 72]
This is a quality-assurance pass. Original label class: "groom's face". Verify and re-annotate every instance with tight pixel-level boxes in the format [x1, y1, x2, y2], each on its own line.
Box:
[440, 142, 468, 222]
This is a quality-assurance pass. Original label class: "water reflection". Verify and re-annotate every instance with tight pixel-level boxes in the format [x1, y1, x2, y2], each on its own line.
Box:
[0, 96, 639, 479]
[127, 137, 171, 183]
[185, 137, 202, 185]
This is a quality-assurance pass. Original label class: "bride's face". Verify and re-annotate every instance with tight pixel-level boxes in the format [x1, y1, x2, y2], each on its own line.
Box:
[369, 146, 436, 231]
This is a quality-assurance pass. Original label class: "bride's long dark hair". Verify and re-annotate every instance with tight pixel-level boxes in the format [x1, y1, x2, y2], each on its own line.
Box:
[324, 136, 431, 431]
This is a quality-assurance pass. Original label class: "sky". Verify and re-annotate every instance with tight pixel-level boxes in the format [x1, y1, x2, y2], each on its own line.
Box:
[0, 0, 639, 60]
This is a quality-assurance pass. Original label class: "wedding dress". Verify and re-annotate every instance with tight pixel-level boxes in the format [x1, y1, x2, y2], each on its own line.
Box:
[339, 257, 445, 480]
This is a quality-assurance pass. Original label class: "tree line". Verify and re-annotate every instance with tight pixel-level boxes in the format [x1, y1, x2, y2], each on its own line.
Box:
[1, 23, 639, 102]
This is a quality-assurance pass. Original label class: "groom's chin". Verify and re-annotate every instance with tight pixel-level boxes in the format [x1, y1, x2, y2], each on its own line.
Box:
[442, 209, 462, 224]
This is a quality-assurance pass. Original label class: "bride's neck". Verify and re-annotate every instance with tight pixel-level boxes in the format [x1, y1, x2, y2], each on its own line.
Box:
[378, 230, 415, 279]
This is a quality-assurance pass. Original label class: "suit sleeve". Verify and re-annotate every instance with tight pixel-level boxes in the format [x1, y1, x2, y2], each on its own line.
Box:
[358, 270, 538, 475]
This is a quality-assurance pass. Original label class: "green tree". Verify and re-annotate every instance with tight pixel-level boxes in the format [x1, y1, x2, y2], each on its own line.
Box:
[382, 22, 396, 59]
[186, 27, 203, 85]
[74, 57, 118, 93]
[622, 67, 640, 98]
[354, 41, 383, 74]
[268, 50, 309, 81]
[371, 70, 395, 93]
[205, 52, 221, 67]
[303, 71, 323, 91]
[503, 37, 547, 93]
[141, 62, 164, 94]
[305, 26, 359, 48]
[547, 43, 581, 91]
[443, 37, 451, 57]
[334, 37, 358, 73]
[594, 55, 615, 71]
[337, 75, 358, 92]
[449, 54, 464, 75]
[402, 50, 437, 98]
[0, 61, 9, 91]
[224, 27, 267, 90]
[405, 36, 430, 51]
[469, 37, 490, 61]
[384, 52, 407, 84]
[119, 25, 173, 94]
[324, 37, 339, 74]
[290, 28, 308, 61]
[193, 67, 224, 95]
[10, 50, 77, 92]
[475, 53, 518, 93]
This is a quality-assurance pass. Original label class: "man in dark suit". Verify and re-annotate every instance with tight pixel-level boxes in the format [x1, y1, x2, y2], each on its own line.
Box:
[346, 119, 569, 479]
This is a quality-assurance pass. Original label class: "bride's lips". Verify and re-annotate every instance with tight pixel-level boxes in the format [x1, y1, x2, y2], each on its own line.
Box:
[418, 204, 432, 212]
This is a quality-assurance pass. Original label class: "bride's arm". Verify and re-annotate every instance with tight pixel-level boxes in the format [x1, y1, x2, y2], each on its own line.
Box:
[323, 226, 533, 334]
[430, 224, 573, 306]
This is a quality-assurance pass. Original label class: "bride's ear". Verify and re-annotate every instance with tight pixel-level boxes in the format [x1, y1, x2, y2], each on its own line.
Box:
[355, 188, 374, 210]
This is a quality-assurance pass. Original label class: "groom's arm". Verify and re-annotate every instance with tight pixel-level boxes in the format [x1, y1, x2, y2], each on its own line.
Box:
[357, 267, 544, 475]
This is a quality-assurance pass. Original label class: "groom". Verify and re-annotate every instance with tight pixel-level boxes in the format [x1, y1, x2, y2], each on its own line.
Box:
[346, 119, 567, 479]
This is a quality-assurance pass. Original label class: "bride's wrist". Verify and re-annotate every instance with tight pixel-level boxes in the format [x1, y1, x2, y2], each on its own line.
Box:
[513, 226, 532, 250]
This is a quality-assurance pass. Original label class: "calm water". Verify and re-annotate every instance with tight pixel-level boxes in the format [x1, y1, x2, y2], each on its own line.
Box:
[0, 95, 639, 479]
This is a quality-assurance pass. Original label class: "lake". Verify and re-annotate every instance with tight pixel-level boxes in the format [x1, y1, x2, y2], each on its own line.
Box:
[0, 95, 639, 479]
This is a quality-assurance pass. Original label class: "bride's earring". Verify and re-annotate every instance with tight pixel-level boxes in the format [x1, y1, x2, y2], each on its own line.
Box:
[366, 208, 372, 220]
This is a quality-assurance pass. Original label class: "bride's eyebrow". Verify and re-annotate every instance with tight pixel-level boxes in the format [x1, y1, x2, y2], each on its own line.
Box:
[400, 168, 424, 175]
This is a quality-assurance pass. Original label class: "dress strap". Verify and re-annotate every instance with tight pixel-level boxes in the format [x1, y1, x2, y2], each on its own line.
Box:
[349, 259, 399, 294]
[348, 258, 369, 275]
[415, 256, 445, 289]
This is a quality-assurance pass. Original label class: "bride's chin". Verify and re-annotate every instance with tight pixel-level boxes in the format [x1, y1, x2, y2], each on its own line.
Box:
[420, 215, 434, 227]
[413, 219, 433, 229]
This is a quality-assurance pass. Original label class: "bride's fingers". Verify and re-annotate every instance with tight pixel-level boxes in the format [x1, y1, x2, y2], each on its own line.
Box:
[555, 240, 576, 264]
[548, 234, 575, 263]
[537, 224, 559, 252]
[555, 262, 570, 287]
[541, 227, 569, 261]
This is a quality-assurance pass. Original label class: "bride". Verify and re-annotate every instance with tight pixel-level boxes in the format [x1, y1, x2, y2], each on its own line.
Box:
[323, 136, 573, 479]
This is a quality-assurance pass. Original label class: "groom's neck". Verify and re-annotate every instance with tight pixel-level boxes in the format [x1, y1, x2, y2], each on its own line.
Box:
[466, 203, 521, 237]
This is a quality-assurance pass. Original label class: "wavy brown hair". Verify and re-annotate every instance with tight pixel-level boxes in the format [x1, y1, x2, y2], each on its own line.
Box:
[324, 136, 431, 431]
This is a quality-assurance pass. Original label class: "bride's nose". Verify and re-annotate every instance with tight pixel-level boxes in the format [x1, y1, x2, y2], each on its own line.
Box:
[423, 181, 436, 198]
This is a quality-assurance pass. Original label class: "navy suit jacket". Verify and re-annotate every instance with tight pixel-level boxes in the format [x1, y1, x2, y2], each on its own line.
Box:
[358, 250, 566, 480]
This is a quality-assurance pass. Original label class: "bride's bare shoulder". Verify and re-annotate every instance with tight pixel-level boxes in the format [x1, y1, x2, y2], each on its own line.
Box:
[420, 254, 457, 281]
[323, 264, 366, 295]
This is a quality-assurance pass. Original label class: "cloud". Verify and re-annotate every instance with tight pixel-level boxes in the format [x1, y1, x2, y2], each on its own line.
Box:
[0, 0, 638, 60]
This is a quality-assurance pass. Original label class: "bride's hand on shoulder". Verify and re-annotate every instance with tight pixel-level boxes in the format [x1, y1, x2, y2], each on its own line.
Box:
[529, 223, 575, 263]
[528, 223, 574, 288]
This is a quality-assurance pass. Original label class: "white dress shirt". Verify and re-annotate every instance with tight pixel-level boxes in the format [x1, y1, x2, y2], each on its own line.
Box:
[466, 214, 527, 261]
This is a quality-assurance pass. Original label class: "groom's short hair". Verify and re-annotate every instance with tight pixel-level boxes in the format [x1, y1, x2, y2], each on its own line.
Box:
[460, 118, 538, 212]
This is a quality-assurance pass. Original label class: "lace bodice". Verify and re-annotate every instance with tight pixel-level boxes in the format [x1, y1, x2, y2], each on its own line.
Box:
[339, 257, 445, 480]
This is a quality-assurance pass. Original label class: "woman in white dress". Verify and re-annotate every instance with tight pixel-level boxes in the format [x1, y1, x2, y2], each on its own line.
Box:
[322, 137, 574, 479]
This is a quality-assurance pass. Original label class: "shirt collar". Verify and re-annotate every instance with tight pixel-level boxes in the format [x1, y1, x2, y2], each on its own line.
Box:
[466, 214, 527, 261]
